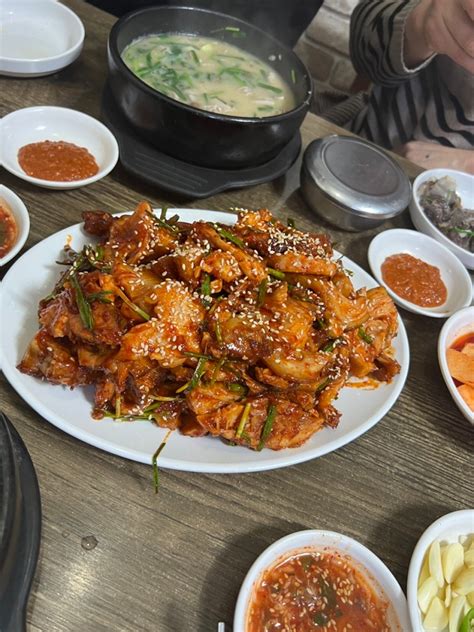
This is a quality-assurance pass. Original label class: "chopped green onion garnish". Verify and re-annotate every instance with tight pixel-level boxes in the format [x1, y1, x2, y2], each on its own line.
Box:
[257, 278, 268, 307]
[452, 227, 474, 237]
[215, 320, 223, 343]
[210, 356, 226, 384]
[257, 82, 283, 94]
[257, 404, 277, 450]
[200, 273, 211, 305]
[70, 274, 94, 330]
[175, 357, 207, 393]
[291, 69, 296, 84]
[214, 224, 244, 248]
[267, 267, 286, 280]
[150, 395, 178, 402]
[190, 50, 200, 64]
[322, 339, 337, 353]
[235, 402, 252, 439]
[152, 430, 172, 493]
[183, 351, 211, 360]
[315, 377, 330, 393]
[358, 327, 373, 344]
[116, 287, 150, 321]
[228, 383, 247, 396]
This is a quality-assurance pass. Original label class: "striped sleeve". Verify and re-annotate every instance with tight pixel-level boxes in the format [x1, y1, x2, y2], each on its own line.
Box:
[350, 0, 434, 88]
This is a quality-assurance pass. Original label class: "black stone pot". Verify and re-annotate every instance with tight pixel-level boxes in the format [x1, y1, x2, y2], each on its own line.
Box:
[107, 6, 313, 169]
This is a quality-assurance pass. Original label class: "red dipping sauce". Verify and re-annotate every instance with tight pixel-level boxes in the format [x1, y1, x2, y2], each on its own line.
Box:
[247, 549, 391, 631]
[0, 200, 18, 258]
[18, 140, 99, 182]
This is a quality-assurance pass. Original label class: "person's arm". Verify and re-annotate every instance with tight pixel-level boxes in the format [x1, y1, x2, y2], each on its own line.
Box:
[404, 0, 474, 72]
[395, 142, 474, 175]
[350, 0, 474, 87]
[350, 0, 426, 88]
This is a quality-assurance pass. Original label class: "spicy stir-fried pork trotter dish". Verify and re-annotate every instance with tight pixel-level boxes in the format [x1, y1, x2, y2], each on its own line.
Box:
[18, 202, 401, 451]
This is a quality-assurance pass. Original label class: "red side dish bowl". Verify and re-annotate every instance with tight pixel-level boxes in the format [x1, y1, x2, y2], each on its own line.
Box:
[234, 530, 410, 632]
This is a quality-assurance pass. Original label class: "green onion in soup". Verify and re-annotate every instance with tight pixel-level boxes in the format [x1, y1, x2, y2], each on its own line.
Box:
[121, 33, 295, 118]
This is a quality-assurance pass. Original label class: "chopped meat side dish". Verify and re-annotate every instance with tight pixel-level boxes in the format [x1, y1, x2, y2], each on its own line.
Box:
[18, 202, 401, 451]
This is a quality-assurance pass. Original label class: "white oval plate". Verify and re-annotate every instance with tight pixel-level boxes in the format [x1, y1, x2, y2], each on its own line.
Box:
[368, 229, 472, 318]
[234, 530, 411, 632]
[438, 306, 474, 424]
[407, 510, 474, 632]
[0, 106, 119, 189]
[0, 209, 409, 473]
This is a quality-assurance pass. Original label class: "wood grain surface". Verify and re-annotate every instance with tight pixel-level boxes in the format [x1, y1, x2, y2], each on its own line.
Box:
[0, 2, 472, 631]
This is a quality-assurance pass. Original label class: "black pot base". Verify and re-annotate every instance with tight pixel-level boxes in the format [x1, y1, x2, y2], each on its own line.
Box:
[101, 84, 302, 199]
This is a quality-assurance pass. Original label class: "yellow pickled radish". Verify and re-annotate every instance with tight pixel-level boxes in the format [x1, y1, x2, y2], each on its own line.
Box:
[423, 597, 448, 631]
[448, 594, 466, 632]
[443, 543, 465, 583]
[429, 540, 445, 588]
[418, 576, 439, 614]
[468, 591, 474, 606]
[453, 567, 474, 595]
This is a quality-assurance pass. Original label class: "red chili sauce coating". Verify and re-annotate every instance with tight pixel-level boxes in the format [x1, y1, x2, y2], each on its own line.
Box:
[0, 201, 18, 258]
[246, 549, 392, 632]
[18, 140, 99, 182]
[381, 253, 447, 307]
[452, 332, 474, 353]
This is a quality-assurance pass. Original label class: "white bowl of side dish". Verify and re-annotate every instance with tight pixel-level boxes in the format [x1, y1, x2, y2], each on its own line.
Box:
[0, 106, 119, 189]
[0, 185, 30, 267]
[234, 530, 411, 632]
[438, 306, 474, 424]
[0, 0, 85, 77]
[368, 229, 472, 318]
[407, 509, 474, 632]
[409, 169, 474, 271]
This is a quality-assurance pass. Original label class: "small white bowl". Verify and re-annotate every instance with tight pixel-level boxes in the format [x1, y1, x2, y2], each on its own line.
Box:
[438, 306, 474, 424]
[407, 509, 474, 632]
[409, 168, 474, 271]
[368, 229, 472, 318]
[234, 530, 410, 632]
[0, 185, 30, 267]
[0, 0, 85, 77]
[0, 106, 119, 190]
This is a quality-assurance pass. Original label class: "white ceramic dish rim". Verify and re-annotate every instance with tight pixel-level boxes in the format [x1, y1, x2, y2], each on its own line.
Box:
[0, 0, 85, 63]
[438, 307, 474, 424]
[411, 168, 474, 268]
[233, 529, 411, 632]
[0, 106, 119, 189]
[0, 184, 30, 267]
[0, 208, 410, 474]
[368, 229, 472, 318]
[406, 509, 474, 632]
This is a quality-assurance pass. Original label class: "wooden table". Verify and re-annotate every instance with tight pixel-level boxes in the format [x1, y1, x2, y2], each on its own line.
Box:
[1, 2, 472, 631]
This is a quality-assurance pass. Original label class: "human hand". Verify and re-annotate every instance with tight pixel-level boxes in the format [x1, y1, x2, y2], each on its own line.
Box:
[404, 0, 474, 73]
[394, 141, 474, 174]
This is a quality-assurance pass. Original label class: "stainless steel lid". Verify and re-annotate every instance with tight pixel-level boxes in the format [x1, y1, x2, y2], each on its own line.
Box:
[302, 135, 411, 218]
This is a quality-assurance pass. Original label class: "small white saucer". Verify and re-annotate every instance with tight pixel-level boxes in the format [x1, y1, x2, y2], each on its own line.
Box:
[0, 0, 85, 77]
[438, 306, 474, 424]
[368, 229, 472, 318]
[0, 106, 119, 190]
[233, 530, 410, 632]
[0, 185, 30, 267]
[407, 509, 474, 632]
